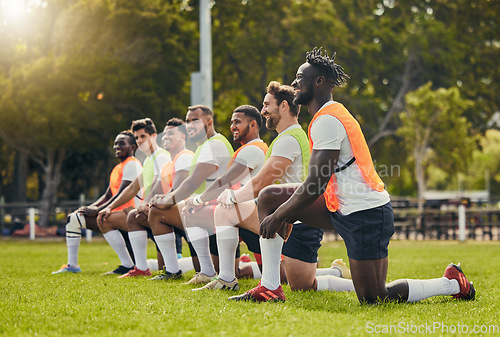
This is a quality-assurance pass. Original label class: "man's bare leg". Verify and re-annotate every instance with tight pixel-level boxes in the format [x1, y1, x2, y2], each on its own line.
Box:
[257, 185, 354, 293]
[259, 185, 470, 303]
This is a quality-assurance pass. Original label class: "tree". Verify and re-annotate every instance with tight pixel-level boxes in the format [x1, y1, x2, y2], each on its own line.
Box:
[398, 82, 475, 212]
[0, 0, 197, 226]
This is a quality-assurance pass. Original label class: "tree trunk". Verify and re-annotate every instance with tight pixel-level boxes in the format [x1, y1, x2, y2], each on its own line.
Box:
[38, 149, 66, 227]
[368, 51, 418, 147]
[12, 151, 28, 202]
[414, 145, 427, 236]
[415, 148, 426, 215]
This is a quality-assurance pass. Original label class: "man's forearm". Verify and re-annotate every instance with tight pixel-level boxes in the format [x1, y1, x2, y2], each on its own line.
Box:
[107, 186, 139, 210]
[201, 168, 248, 202]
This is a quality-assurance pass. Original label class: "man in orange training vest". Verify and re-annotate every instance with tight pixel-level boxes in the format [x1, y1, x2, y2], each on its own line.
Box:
[234, 47, 475, 304]
[52, 131, 142, 274]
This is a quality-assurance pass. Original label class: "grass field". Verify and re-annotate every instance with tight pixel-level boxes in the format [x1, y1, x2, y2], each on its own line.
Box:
[0, 238, 498, 337]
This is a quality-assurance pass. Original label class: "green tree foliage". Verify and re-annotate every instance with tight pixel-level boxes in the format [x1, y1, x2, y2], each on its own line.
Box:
[427, 130, 500, 199]
[0, 0, 498, 223]
[0, 0, 197, 225]
[398, 82, 475, 211]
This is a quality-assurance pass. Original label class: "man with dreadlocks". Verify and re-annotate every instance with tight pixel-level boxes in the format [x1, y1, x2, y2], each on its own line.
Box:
[232, 47, 475, 304]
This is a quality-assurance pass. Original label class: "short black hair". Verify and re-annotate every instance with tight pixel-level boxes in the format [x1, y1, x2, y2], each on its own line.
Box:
[266, 81, 299, 116]
[306, 47, 349, 87]
[118, 130, 137, 147]
[188, 105, 213, 118]
[165, 118, 187, 138]
[131, 118, 157, 135]
[233, 105, 263, 129]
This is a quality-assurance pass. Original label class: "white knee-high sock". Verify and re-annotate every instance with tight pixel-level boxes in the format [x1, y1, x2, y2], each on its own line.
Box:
[316, 267, 342, 277]
[260, 236, 284, 290]
[178, 257, 194, 273]
[103, 230, 134, 268]
[238, 261, 262, 279]
[153, 233, 180, 273]
[316, 275, 355, 292]
[186, 227, 216, 277]
[66, 237, 80, 267]
[406, 278, 460, 302]
[128, 231, 148, 271]
[216, 226, 239, 282]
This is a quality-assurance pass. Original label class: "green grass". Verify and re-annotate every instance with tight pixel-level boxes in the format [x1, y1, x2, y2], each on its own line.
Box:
[0, 238, 498, 337]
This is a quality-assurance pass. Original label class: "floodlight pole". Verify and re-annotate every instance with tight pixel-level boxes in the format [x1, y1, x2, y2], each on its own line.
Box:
[200, 0, 213, 109]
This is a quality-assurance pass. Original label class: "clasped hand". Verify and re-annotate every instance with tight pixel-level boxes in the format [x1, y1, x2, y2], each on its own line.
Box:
[149, 194, 171, 209]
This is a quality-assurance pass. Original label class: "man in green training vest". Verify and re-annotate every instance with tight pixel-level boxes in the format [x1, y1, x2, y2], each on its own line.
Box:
[98, 118, 171, 277]
[148, 105, 234, 284]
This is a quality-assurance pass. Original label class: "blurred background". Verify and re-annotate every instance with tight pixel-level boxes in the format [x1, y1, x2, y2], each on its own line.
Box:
[0, 0, 498, 234]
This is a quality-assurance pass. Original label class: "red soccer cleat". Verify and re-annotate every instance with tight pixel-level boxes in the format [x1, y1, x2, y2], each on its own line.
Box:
[118, 267, 152, 278]
[443, 263, 475, 300]
[228, 281, 285, 302]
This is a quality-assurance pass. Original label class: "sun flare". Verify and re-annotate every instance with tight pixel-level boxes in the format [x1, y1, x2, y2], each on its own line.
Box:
[2, 0, 26, 21]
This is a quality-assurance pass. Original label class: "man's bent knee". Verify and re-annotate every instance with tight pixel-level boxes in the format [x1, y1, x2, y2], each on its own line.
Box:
[148, 207, 164, 229]
[257, 185, 279, 204]
[66, 213, 86, 238]
[214, 205, 231, 226]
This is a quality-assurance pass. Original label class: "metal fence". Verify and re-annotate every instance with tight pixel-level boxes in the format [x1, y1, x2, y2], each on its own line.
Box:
[1, 197, 500, 241]
[0, 197, 83, 236]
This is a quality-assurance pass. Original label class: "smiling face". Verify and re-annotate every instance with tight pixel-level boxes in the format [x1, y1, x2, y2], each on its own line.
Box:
[162, 125, 185, 154]
[261, 93, 281, 131]
[291, 62, 317, 106]
[230, 112, 252, 144]
[113, 134, 135, 161]
[185, 108, 208, 142]
[133, 128, 155, 155]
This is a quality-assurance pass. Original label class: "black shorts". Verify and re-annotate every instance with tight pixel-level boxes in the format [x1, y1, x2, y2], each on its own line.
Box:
[330, 202, 394, 260]
[238, 227, 261, 254]
[282, 222, 324, 263]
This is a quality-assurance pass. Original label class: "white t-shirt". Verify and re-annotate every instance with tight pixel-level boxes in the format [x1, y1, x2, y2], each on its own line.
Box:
[174, 152, 194, 173]
[270, 124, 305, 184]
[121, 158, 143, 207]
[310, 101, 390, 215]
[196, 134, 232, 182]
[233, 138, 266, 185]
[122, 158, 143, 182]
